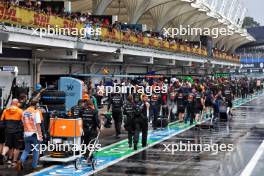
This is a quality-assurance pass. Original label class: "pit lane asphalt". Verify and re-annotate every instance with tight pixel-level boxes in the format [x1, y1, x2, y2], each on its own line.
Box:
[1, 95, 263, 176]
[95, 95, 264, 176]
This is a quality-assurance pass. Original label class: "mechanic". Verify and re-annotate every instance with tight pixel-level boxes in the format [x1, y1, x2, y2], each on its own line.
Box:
[123, 95, 135, 148]
[185, 94, 196, 125]
[108, 92, 123, 138]
[71, 99, 85, 118]
[175, 92, 186, 123]
[0, 99, 23, 168]
[17, 100, 43, 171]
[149, 94, 161, 129]
[80, 99, 101, 161]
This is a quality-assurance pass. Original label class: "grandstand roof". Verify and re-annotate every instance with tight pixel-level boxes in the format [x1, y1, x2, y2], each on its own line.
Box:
[71, 0, 255, 52]
[247, 26, 264, 44]
[236, 26, 264, 50]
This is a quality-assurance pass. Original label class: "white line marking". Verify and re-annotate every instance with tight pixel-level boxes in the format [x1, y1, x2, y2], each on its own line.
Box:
[240, 140, 264, 176]
[26, 165, 58, 176]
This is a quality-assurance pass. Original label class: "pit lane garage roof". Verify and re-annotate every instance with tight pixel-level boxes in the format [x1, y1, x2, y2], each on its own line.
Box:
[71, 0, 255, 52]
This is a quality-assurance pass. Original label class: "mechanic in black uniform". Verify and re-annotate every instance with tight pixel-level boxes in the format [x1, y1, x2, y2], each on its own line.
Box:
[71, 99, 84, 118]
[133, 91, 141, 105]
[195, 91, 204, 122]
[175, 92, 186, 123]
[224, 85, 233, 116]
[123, 95, 135, 148]
[241, 80, 248, 99]
[80, 99, 101, 160]
[150, 94, 161, 129]
[185, 94, 196, 125]
[108, 92, 123, 138]
[204, 89, 214, 118]
[133, 94, 149, 150]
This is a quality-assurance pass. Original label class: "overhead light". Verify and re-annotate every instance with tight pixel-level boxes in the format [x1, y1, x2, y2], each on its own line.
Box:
[92, 53, 99, 56]
[36, 49, 45, 52]
[11, 46, 20, 49]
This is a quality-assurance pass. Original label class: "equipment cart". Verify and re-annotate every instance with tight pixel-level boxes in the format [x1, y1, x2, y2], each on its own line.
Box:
[40, 116, 83, 170]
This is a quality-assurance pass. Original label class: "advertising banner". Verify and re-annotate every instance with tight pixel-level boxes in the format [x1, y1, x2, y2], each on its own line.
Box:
[0, 4, 83, 30]
[240, 63, 264, 69]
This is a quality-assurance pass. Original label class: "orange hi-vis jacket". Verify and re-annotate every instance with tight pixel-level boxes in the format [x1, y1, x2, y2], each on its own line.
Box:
[1, 105, 23, 133]
[22, 107, 40, 134]
[36, 109, 44, 122]
[1, 106, 23, 121]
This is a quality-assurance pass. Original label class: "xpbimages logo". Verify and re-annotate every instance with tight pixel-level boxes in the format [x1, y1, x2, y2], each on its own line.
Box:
[31, 141, 101, 155]
[163, 141, 234, 155]
[163, 25, 234, 38]
[31, 25, 102, 38]
[97, 84, 168, 96]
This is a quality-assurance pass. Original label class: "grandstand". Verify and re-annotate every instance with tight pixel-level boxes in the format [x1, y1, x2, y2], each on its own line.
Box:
[0, 0, 255, 87]
[236, 26, 264, 73]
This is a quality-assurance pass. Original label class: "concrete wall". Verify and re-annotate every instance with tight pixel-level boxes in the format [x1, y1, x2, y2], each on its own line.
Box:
[0, 60, 29, 75]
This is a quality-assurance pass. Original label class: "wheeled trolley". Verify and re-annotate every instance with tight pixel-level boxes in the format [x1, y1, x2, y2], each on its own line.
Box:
[40, 117, 83, 169]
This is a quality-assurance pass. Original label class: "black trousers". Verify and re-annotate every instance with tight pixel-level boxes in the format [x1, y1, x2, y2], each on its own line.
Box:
[133, 117, 148, 147]
[82, 128, 97, 158]
[152, 106, 160, 127]
[112, 110, 122, 136]
[126, 117, 134, 145]
[96, 96, 103, 106]
[128, 130, 134, 146]
[185, 113, 195, 125]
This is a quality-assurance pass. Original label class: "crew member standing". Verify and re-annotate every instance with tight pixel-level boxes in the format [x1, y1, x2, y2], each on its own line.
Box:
[17, 100, 43, 171]
[150, 94, 161, 129]
[80, 99, 101, 160]
[96, 81, 105, 108]
[0, 99, 23, 167]
[133, 104, 143, 150]
[108, 92, 123, 138]
[139, 94, 149, 148]
[71, 99, 84, 118]
[195, 91, 204, 122]
[133, 89, 141, 104]
[185, 94, 196, 125]
[224, 86, 233, 116]
[123, 95, 135, 148]
[175, 92, 186, 123]
[132, 94, 149, 151]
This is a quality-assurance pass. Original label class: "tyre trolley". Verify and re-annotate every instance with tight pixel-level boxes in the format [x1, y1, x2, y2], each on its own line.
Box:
[40, 115, 84, 170]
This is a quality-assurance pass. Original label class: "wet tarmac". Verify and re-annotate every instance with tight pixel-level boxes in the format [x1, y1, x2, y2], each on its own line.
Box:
[1, 95, 264, 176]
[96, 96, 264, 176]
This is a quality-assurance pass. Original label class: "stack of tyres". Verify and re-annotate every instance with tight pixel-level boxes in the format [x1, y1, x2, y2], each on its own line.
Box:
[41, 91, 66, 112]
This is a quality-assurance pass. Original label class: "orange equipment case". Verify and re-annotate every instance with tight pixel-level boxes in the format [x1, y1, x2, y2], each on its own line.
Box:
[49, 118, 83, 137]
